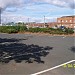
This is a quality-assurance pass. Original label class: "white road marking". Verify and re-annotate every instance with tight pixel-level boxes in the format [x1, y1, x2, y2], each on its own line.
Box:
[31, 60, 75, 75]
[63, 36, 66, 38]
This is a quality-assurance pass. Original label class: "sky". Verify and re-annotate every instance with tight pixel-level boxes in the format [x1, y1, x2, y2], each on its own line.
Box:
[0, 0, 75, 23]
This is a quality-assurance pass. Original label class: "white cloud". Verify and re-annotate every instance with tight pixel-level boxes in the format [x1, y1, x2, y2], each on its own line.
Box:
[0, 0, 75, 11]
[1, 12, 28, 23]
[1, 11, 57, 23]
[34, 0, 75, 9]
[0, 0, 74, 23]
[0, 0, 24, 9]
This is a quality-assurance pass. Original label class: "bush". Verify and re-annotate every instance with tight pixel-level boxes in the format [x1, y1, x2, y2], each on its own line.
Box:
[0, 26, 27, 33]
[6, 29, 18, 34]
[0, 26, 74, 34]
[65, 28, 74, 34]
[18, 26, 27, 32]
[28, 27, 74, 35]
[29, 28, 49, 33]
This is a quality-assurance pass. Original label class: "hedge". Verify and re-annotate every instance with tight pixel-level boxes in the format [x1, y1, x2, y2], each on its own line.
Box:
[0, 26, 27, 33]
[0, 26, 74, 34]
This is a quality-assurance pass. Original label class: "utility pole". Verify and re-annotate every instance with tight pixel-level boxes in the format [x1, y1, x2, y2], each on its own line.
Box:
[28, 18, 30, 25]
[44, 16, 45, 28]
[27, 18, 30, 29]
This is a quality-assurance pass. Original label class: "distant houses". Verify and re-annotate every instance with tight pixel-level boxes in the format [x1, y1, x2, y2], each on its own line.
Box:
[26, 16, 75, 29]
[0, 15, 75, 29]
[57, 16, 75, 28]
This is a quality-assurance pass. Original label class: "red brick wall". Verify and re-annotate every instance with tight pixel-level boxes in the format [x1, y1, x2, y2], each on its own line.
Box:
[57, 16, 75, 28]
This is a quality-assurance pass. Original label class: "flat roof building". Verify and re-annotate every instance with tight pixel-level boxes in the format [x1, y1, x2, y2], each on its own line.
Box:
[57, 16, 75, 28]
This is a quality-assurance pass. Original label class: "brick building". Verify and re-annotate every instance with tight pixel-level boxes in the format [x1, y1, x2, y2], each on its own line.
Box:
[26, 23, 46, 28]
[26, 22, 58, 29]
[57, 16, 75, 28]
[26, 16, 75, 29]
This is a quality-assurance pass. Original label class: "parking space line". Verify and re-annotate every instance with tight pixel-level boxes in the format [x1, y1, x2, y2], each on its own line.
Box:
[31, 60, 75, 75]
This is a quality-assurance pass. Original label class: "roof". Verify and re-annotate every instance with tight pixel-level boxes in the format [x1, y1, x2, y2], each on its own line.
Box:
[61, 15, 75, 18]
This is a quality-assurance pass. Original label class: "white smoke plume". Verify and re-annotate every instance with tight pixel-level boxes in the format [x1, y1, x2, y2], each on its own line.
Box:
[0, 0, 26, 24]
[0, 0, 25, 11]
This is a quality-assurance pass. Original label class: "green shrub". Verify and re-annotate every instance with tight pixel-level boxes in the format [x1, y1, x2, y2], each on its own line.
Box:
[29, 28, 39, 33]
[29, 28, 49, 33]
[0, 26, 27, 33]
[65, 28, 74, 34]
[6, 29, 18, 34]
[16, 26, 27, 32]
[0, 26, 74, 34]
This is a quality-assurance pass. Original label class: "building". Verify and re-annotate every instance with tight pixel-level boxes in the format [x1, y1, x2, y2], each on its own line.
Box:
[26, 15, 75, 29]
[26, 23, 46, 28]
[26, 22, 58, 29]
[57, 16, 75, 28]
[47, 22, 58, 28]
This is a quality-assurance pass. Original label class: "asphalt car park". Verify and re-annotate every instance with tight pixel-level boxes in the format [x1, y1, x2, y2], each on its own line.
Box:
[0, 33, 75, 75]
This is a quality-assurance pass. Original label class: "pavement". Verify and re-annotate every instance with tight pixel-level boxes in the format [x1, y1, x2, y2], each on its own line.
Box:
[0, 33, 75, 75]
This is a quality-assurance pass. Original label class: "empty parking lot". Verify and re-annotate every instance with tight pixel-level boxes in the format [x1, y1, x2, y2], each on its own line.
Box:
[0, 33, 75, 75]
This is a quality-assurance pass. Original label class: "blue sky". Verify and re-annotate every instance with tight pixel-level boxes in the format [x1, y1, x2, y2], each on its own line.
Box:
[0, 0, 75, 23]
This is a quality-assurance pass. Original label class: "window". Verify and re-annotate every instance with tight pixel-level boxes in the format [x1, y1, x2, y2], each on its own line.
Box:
[70, 20, 72, 22]
[71, 24, 72, 26]
[58, 20, 60, 23]
[66, 20, 67, 22]
[62, 20, 64, 22]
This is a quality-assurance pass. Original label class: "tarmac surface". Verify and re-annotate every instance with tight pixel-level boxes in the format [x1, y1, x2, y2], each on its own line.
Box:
[0, 33, 75, 75]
